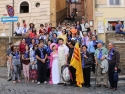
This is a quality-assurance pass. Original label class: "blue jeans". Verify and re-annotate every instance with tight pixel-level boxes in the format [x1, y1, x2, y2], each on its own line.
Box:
[116, 32, 125, 35]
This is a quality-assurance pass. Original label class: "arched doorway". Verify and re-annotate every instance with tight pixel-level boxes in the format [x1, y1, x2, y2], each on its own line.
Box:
[20, 1, 29, 13]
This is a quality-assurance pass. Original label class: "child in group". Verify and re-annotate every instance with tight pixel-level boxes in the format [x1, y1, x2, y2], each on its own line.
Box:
[22, 44, 30, 82]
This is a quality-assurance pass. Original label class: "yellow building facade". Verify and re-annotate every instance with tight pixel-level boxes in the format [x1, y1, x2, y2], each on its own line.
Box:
[93, 0, 125, 43]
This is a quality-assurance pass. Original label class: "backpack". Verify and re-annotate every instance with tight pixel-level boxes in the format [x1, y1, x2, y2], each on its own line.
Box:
[61, 65, 70, 82]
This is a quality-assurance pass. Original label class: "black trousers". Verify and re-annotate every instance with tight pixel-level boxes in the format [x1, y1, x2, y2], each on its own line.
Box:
[83, 67, 91, 85]
[90, 53, 95, 73]
[37, 62, 47, 83]
[69, 66, 76, 84]
[108, 63, 118, 88]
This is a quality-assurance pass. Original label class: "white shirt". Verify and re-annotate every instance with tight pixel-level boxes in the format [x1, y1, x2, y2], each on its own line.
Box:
[15, 27, 23, 34]
[57, 31, 62, 36]
[81, 24, 87, 32]
[59, 44, 69, 55]
[22, 27, 29, 34]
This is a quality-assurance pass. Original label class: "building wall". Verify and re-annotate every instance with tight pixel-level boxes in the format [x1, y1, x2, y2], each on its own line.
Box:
[56, 0, 67, 26]
[50, 0, 67, 26]
[0, 0, 51, 36]
[94, 0, 125, 43]
[84, 0, 93, 30]
[0, 36, 22, 66]
[69, 0, 84, 17]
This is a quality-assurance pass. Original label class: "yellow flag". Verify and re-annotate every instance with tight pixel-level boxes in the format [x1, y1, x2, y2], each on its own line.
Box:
[70, 42, 84, 87]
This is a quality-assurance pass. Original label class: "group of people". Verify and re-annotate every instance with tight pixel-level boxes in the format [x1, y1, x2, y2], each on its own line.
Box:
[6, 18, 120, 91]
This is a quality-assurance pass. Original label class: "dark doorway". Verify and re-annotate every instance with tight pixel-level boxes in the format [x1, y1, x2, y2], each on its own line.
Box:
[20, 1, 29, 13]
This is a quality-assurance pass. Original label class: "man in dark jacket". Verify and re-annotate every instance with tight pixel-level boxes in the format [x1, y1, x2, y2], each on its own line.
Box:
[108, 42, 120, 90]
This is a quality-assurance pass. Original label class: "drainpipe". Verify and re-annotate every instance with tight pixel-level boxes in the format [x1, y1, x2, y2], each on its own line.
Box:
[12, 0, 14, 36]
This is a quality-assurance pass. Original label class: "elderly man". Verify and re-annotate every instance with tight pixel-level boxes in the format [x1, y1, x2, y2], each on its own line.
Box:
[108, 43, 120, 90]
[81, 32, 90, 47]
[94, 40, 108, 88]
[14, 22, 23, 36]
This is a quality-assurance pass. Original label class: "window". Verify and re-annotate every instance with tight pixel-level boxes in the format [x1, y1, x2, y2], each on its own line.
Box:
[110, 0, 120, 5]
[107, 21, 124, 31]
[36, 2, 40, 8]
[20, 1, 29, 13]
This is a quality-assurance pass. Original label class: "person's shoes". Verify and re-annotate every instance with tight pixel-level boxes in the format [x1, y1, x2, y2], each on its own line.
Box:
[97, 84, 101, 87]
[103, 85, 108, 88]
[86, 85, 91, 88]
[82, 84, 87, 87]
[114, 88, 117, 91]
[68, 83, 74, 86]
[7, 78, 12, 81]
[58, 83, 64, 85]
[74, 84, 79, 87]
[44, 81, 47, 84]
[109, 87, 113, 89]
[63, 83, 67, 86]
[13, 81, 16, 84]
[37, 82, 41, 85]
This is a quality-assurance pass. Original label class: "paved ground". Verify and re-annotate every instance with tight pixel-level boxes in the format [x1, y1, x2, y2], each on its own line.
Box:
[0, 78, 124, 94]
[0, 67, 125, 94]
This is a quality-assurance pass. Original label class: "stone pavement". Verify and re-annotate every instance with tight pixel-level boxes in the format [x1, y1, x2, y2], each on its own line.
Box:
[0, 78, 125, 94]
[0, 67, 125, 94]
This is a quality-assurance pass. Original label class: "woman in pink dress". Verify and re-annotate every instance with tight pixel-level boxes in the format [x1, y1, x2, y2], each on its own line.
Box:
[49, 43, 60, 84]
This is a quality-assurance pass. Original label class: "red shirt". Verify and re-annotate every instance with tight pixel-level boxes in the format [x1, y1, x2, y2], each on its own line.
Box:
[29, 32, 36, 38]
[39, 29, 46, 34]
[19, 43, 26, 54]
[48, 27, 52, 34]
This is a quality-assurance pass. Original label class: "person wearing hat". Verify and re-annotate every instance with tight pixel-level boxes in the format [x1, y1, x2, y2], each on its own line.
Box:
[94, 40, 108, 88]
[6, 42, 14, 81]
[49, 43, 60, 84]
[108, 42, 120, 90]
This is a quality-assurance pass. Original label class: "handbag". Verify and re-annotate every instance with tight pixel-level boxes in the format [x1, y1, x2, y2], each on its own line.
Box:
[84, 56, 93, 65]
[29, 66, 38, 80]
[114, 71, 119, 82]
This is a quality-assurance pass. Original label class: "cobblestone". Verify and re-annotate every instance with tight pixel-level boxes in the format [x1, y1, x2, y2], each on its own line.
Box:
[0, 78, 124, 94]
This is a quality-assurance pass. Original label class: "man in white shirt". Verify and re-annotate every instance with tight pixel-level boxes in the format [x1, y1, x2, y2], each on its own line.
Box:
[80, 19, 90, 32]
[58, 38, 69, 84]
[14, 22, 23, 36]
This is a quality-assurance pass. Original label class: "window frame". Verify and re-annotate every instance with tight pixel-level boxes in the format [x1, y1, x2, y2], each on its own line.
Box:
[109, 0, 120, 5]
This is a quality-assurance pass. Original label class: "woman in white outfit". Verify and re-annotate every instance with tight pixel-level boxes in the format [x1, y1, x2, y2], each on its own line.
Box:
[49, 43, 60, 84]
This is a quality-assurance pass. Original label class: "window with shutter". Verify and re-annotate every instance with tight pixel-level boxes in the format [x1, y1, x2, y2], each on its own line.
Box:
[115, 0, 120, 5]
[110, 0, 114, 5]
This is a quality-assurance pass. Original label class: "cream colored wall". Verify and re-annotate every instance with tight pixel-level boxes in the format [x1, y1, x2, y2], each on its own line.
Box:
[95, 7, 125, 43]
[0, 0, 50, 36]
[97, 0, 107, 5]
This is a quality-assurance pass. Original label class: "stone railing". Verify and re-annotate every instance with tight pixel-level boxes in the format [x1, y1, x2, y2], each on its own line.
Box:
[106, 31, 125, 75]
[0, 36, 23, 66]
